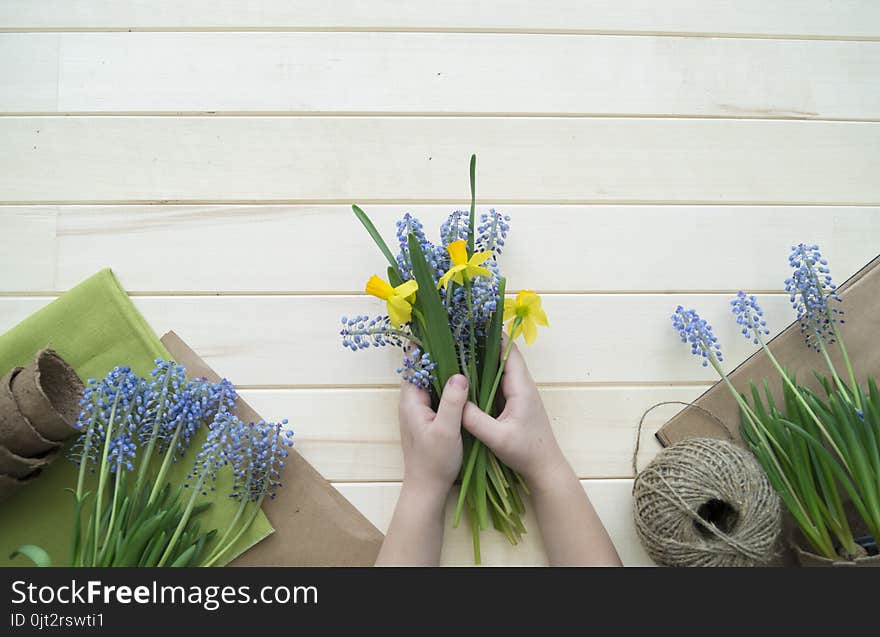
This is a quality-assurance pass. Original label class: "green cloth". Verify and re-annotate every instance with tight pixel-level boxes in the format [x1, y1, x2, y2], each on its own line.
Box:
[0, 269, 273, 566]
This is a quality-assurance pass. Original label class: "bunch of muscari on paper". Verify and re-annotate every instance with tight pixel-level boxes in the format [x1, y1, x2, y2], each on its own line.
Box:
[672, 244, 879, 562]
[340, 157, 548, 563]
[12, 361, 292, 567]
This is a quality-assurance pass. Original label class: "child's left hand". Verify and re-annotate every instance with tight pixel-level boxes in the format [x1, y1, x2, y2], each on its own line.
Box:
[397, 374, 468, 494]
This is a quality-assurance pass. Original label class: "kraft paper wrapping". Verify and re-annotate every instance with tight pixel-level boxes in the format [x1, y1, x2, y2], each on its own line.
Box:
[657, 254, 880, 447]
[161, 331, 384, 567]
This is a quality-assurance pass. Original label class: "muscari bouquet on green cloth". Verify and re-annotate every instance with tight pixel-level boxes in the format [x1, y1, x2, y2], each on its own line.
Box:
[13, 360, 292, 567]
[671, 244, 879, 561]
[340, 156, 549, 563]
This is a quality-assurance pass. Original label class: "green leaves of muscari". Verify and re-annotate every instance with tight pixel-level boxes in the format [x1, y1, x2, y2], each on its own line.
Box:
[353, 204, 399, 274]
[9, 544, 51, 567]
[740, 372, 880, 560]
[406, 233, 458, 386]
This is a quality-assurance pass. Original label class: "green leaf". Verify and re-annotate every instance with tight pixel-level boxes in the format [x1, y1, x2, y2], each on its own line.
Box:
[352, 205, 399, 274]
[9, 544, 51, 567]
[478, 277, 506, 412]
[467, 154, 476, 256]
[170, 543, 197, 568]
[475, 446, 489, 530]
[406, 233, 459, 385]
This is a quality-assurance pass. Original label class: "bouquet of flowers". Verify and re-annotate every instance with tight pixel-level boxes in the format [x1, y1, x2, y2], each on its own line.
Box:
[671, 244, 879, 561]
[12, 360, 292, 567]
[341, 156, 548, 562]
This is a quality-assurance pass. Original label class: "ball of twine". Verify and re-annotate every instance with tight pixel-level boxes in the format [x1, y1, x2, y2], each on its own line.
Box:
[633, 437, 782, 567]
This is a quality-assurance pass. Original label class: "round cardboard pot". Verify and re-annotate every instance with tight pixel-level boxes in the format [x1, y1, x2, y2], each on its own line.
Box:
[0, 445, 59, 479]
[791, 515, 880, 567]
[0, 471, 41, 503]
[793, 544, 880, 567]
[11, 349, 82, 442]
[0, 368, 59, 457]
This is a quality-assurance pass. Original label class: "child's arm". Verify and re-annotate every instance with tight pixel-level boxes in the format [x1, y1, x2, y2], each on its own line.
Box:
[374, 375, 469, 566]
[462, 342, 622, 566]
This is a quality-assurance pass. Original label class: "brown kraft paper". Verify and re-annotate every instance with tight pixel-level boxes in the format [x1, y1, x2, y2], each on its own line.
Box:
[0, 368, 59, 457]
[657, 254, 880, 447]
[11, 349, 82, 442]
[160, 331, 384, 566]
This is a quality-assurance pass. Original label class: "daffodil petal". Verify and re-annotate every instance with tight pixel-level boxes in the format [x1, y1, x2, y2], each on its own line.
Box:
[518, 290, 540, 307]
[437, 268, 454, 289]
[522, 316, 538, 344]
[466, 265, 493, 279]
[446, 240, 468, 266]
[394, 279, 419, 301]
[365, 275, 393, 300]
[387, 296, 412, 327]
[532, 306, 549, 326]
[503, 298, 516, 322]
[507, 319, 523, 341]
[468, 250, 494, 266]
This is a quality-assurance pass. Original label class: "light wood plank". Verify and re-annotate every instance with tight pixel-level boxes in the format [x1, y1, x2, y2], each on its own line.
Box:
[1, 204, 873, 294]
[4, 33, 879, 118]
[0, 1, 877, 39]
[0, 293, 791, 386]
[335, 479, 652, 565]
[2, 117, 879, 203]
[0, 206, 57, 290]
[240, 385, 706, 481]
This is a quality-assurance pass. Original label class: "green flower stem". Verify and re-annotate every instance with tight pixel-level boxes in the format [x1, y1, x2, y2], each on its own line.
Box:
[816, 336, 851, 404]
[98, 466, 123, 563]
[453, 319, 520, 528]
[463, 277, 479, 403]
[202, 497, 248, 567]
[752, 331, 850, 469]
[158, 479, 203, 567]
[148, 417, 187, 507]
[832, 322, 861, 411]
[93, 389, 122, 565]
[202, 497, 265, 567]
[135, 367, 173, 500]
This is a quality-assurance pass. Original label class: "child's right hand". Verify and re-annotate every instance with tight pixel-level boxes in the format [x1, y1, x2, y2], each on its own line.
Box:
[461, 340, 566, 486]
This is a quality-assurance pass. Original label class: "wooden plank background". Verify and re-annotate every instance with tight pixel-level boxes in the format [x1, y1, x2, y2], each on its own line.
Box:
[1, 2, 878, 566]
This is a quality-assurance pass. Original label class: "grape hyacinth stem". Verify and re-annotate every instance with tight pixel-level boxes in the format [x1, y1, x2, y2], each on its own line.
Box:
[453, 317, 521, 529]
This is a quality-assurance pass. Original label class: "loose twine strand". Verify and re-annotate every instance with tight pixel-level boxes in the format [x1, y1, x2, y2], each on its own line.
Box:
[630, 402, 781, 567]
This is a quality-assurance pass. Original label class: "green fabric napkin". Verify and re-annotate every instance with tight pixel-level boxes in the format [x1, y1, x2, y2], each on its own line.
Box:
[0, 269, 273, 566]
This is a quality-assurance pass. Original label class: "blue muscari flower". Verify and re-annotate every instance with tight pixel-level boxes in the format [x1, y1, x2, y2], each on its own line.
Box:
[70, 366, 143, 472]
[397, 348, 437, 389]
[784, 243, 843, 351]
[476, 209, 511, 255]
[340, 314, 405, 351]
[395, 213, 441, 280]
[139, 359, 188, 445]
[161, 377, 238, 458]
[440, 210, 470, 245]
[730, 291, 770, 345]
[671, 306, 723, 367]
[230, 420, 294, 502]
[69, 378, 104, 468]
[186, 410, 245, 495]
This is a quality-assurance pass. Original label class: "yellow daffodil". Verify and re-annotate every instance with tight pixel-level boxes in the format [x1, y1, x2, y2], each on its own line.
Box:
[503, 290, 549, 345]
[437, 239, 493, 289]
[365, 275, 418, 327]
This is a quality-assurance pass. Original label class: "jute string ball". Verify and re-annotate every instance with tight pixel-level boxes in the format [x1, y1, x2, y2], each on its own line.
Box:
[633, 437, 782, 567]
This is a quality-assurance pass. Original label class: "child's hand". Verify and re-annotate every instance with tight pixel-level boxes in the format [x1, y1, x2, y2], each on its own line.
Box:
[461, 341, 565, 486]
[397, 374, 469, 493]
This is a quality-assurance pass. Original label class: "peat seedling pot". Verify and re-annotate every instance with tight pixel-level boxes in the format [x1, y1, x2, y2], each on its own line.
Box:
[792, 515, 880, 567]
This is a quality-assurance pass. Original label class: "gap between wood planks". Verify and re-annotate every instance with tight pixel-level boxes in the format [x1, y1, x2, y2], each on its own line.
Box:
[1, 112, 878, 123]
[1, 26, 879, 42]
